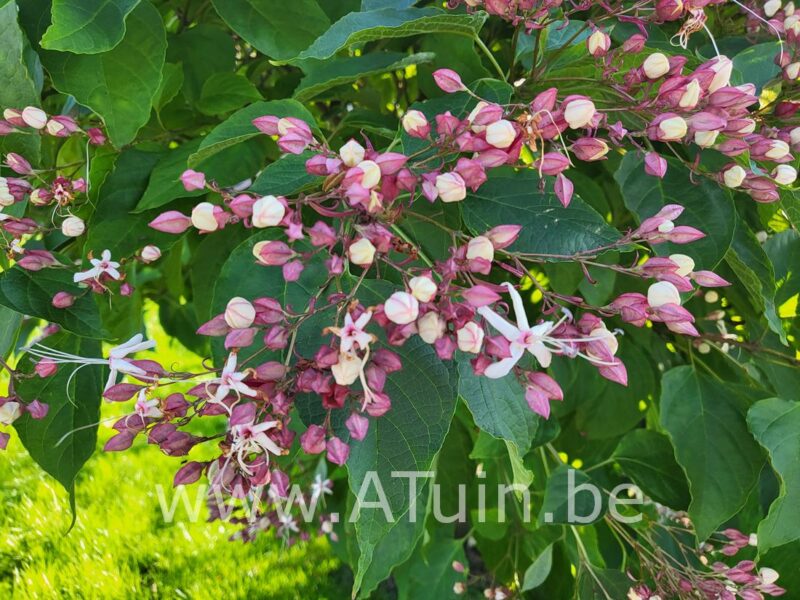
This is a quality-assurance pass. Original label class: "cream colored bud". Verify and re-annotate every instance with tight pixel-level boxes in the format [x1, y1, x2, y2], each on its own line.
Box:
[708, 56, 733, 92]
[191, 202, 219, 232]
[331, 352, 361, 386]
[679, 80, 701, 109]
[348, 237, 376, 266]
[417, 312, 446, 343]
[643, 53, 670, 79]
[764, 0, 782, 17]
[485, 119, 516, 149]
[252, 195, 286, 228]
[694, 130, 719, 148]
[340, 139, 366, 167]
[409, 275, 437, 303]
[21, 106, 47, 129]
[383, 291, 419, 325]
[356, 160, 381, 189]
[435, 172, 467, 203]
[0, 401, 21, 425]
[466, 236, 495, 262]
[225, 296, 256, 329]
[773, 164, 798, 185]
[563, 98, 596, 129]
[669, 253, 695, 277]
[647, 281, 681, 308]
[61, 216, 85, 237]
[456, 321, 484, 353]
[658, 116, 687, 141]
[723, 165, 747, 188]
[140, 245, 161, 263]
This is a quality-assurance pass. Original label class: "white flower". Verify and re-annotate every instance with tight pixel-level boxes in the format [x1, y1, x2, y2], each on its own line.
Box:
[328, 311, 373, 353]
[310, 474, 333, 502]
[230, 415, 283, 475]
[207, 352, 258, 405]
[658, 116, 687, 141]
[73, 249, 120, 283]
[134, 390, 162, 420]
[477, 283, 554, 376]
[765, 0, 782, 17]
[252, 195, 285, 228]
[708, 56, 733, 92]
[331, 351, 363, 386]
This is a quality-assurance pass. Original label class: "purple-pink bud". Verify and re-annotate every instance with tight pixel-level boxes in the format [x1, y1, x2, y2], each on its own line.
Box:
[554, 174, 574, 208]
[6, 153, 32, 175]
[27, 399, 50, 420]
[535, 152, 570, 176]
[255, 240, 293, 266]
[462, 284, 502, 308]
[51, 291, 75, 308]
[486, 224, 521, 249]
[252, 115, 280, 135]
[346, 412, 369, 441]
[180, 169, 206, 192]
[173, 461, 205, 486]
[149, 211, 192, 234]
[432, 69, 466, 93]
[644, 152, 668, 178]
[300, 425, 326, 454]
[326, 436, 350, 465]
[34, 358, 57, 378]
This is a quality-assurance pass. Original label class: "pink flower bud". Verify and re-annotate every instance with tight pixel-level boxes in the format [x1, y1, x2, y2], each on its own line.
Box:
[196, 314, 230, 336]
[251, 195, 286, 228]
[254, 240, 293, 265]
[485, 224, 521, 249]
[326, 436, 350, 465]
[326, 255, 344, 275]
[402, 110, 430, 138]
[692, 270, 731, 287]
[644, 152, 668, 178]
[17, 250, 58, 271]
[120, 282, 134, 296]
[688, 111, 727, 132]
[3, 109, 24, 127]
[173, 461, 205, 486]
[264, 325, 289, 350]
[149, 211, 192, 234]
[562, 96, 596, 129]
[301, 425, 326, 454]
[656, 0, 684, 21]
[35, 358, 58, 378]
[648, 113, 687, 141]
[432, 69, 466, 93]
[51, 291, 75, 308]
[466, 236, 494, 262]
[622, 34, 647, 53]
[462, 284, 502, 308]
[104, 383, 145, 402]
[375, 152, 408, 175]
[384, 292, 419, 325]
[346, 412, 369, 441]
[535, 152, 570, 175]
[571, 137, 610, 162]
[5, 153, 31, 175]
[531, 87, 558, 112]
[27, 399, 49, 420]
[252, 115, 280, 135]
[87, 128, 106, 145]
[140, 245, 161, 263]
[46, 115, 79, 137]
[554, 174, 574, 208]
[282, 259, 304, 281]
[586, 30, 611, 57]
[180, 169, 206, 192]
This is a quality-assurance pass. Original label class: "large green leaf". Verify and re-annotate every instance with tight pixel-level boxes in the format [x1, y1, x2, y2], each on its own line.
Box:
[0, 1, 42, 160]
[458, 359, 540, 453]
[165, 24, 234, 104]
[463, 168, 620, 258]
[295, 7, 486, 62]
[40, 1, 166, 146]
[0, 305, 22, 359]
[41, 0, 140, 54]
[0, 267, 103, 338]
[393, 531, 466, 600]
[345, 335, 458, 597]
[538, 465, 605, 525]
[726, 216, 786, 344]
[614, 153, 735, 269]
[294, 51, 433, 102]
[660, 366, 764, 540]
[211, 0, 330, 61]
[747, 398, 800, 553]
[189, 99, 318, 167]
[14, 334, 104, 519]
[196, 71, 261, 116]
[613, 430, 690, 510]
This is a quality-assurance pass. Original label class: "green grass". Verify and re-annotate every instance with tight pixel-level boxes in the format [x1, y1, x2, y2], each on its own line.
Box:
[0, 305, 350, 599]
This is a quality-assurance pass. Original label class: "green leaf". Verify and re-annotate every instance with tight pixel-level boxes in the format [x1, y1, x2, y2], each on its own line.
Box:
[394, 533, 466, 600]
[464, 168, 620, 258]
[614, 153, 735, 269]
[41, 0, 140, 54]
[521, 545, 553, 591]
[166, 24, 235, 104]
[189, 99, 318, 167]
[458, 359, 540, 453]
[14, 334, 104, 522]
[539, 465, 605, 525]
[294, 51, 434, 102]
[248, 151, 322, 197]
[576, 567, 635, 599]
[660, 366, 764, 540]
[0, 1, 42, 160]
[153, 62, 184, 114]
[40, 1, 167, 146]
[211, 0, 330, 61]
[197, 72, 261, 116]
[725, 216, 786, 344]
[346, 335, 458, 598]
[731, 42, 781, 93]
[0, 305, 22, 359]
[747, 398, 800, 552]
[295, 7, 487, 62]
[613, 430, 690, 509]
[135, 138, 269, 212]
[0, 268, 103, 338]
